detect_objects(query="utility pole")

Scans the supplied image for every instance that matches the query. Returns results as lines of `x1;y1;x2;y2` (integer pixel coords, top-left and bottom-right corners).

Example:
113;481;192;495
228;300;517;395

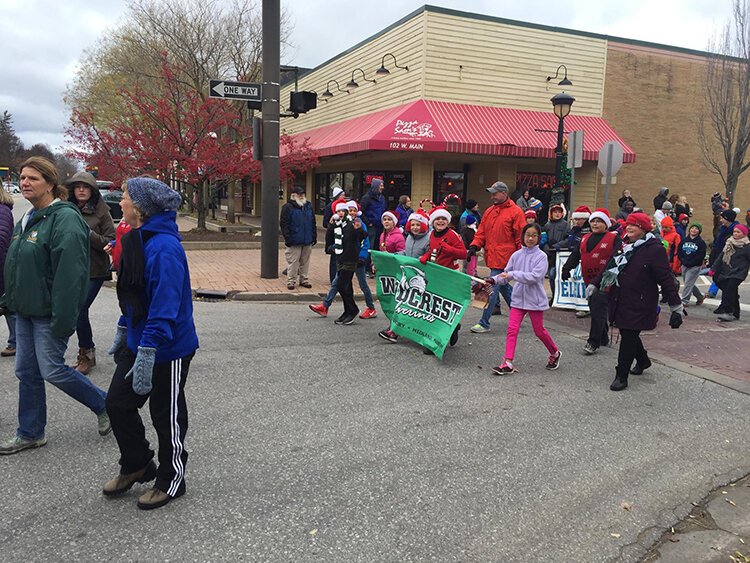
260;0;280;278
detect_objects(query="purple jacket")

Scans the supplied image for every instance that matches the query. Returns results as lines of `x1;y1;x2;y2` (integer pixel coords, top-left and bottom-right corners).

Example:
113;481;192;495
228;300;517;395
492;245;549;311
0;202;13;296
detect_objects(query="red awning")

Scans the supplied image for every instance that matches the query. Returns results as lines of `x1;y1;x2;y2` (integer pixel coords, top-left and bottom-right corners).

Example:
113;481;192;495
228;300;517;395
289;99;635;162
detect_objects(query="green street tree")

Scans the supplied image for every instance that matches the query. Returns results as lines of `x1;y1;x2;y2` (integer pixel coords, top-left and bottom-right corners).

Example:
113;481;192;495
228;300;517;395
698;0;750;206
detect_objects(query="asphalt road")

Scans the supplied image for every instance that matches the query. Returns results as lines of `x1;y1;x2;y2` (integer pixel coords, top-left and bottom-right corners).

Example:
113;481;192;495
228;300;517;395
1;289;749;561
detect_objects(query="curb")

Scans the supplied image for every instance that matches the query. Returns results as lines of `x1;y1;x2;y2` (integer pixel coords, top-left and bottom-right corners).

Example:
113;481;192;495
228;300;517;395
231;291;325;302
545;317;750;396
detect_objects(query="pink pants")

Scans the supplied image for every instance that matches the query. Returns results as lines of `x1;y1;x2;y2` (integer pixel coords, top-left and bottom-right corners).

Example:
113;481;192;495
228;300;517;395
505;308;558;360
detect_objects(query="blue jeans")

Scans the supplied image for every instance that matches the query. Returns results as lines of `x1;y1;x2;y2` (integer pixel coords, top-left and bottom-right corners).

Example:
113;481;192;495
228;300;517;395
76;278;105;349
15;315;107;440
479;268;513;328
6;312;16;348
324;264;375;309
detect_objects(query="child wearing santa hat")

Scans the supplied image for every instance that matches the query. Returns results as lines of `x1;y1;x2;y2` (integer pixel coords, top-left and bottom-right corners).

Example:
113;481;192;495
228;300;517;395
524;210;538;225
378;211;431;343
379;210;406;254
561;208;622;354
322;201;366;325
418;207;467;352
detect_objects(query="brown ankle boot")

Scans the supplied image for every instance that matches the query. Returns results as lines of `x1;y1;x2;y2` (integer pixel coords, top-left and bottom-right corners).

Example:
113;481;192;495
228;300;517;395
75;348;96;375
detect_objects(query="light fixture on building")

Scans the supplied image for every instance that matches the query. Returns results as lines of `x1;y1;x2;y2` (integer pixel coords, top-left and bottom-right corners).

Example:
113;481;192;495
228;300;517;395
320;79;349;99
546;65;573;86
375;53;409;76
551;91;576;194
346;68;376;90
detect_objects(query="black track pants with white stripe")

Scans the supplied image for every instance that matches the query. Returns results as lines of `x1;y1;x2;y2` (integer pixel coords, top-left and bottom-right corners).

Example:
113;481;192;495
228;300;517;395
106;347;194;497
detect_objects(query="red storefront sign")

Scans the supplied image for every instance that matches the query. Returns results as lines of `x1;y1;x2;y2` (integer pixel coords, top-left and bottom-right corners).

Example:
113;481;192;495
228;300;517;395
516;171;557;190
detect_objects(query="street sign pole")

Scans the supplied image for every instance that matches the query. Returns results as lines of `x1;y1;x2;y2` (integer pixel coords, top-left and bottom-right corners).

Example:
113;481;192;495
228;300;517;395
260;0;280;279
567;130;584;209
597;141;624;212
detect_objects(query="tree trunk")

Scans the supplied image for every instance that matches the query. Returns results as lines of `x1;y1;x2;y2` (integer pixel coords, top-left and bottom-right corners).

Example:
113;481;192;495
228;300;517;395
726;175;739;207
197;180;207;230
210;181;216;220
227;180;236;223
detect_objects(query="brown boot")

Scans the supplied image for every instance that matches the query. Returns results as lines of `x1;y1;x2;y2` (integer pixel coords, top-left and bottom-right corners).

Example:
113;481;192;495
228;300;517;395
137;486;185;510
75;348;96;375
102;461;157;496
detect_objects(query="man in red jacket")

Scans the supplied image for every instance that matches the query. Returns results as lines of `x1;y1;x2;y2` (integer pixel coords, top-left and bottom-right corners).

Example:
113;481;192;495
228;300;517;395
468;181;526;332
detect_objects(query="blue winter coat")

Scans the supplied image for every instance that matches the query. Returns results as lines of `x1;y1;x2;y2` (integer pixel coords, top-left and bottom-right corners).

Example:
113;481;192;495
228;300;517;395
120;211;199;363
280;200;316;246
359;222;371;261
360;187;385;227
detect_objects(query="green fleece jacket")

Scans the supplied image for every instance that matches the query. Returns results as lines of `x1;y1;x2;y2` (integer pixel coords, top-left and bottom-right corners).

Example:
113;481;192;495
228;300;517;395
3;200;89;338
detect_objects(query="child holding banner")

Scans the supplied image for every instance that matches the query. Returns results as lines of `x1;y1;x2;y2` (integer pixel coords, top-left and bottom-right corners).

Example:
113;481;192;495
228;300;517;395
419;207;467;352
378;212;430;343
486;223;561;374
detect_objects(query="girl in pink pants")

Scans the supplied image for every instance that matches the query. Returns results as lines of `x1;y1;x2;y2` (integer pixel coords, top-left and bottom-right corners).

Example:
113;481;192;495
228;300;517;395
485;223;561;374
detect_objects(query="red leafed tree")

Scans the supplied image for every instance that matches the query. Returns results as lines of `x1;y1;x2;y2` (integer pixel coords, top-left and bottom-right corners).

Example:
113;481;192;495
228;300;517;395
66;55;318;229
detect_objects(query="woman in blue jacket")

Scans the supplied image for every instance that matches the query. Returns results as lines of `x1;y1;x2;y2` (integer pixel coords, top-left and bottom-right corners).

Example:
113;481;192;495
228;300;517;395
102;177;199;511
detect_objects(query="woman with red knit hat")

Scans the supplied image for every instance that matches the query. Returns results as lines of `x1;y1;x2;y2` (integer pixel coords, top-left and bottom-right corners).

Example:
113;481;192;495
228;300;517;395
596;211;683;391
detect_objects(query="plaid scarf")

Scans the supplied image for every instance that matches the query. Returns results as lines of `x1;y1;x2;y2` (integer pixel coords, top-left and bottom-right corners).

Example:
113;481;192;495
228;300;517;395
723;235;750;265
333;215;351;255
599;233;654;291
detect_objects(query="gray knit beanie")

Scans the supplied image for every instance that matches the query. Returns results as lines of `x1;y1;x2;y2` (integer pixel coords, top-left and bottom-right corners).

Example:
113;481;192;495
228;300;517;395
126;177;182;217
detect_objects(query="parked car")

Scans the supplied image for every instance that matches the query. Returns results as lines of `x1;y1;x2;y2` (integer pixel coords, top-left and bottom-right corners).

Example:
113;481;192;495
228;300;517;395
5;183;20;194
97;180;123;221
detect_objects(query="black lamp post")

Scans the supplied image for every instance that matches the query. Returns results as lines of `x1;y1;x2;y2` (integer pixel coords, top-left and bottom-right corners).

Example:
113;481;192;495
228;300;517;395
551;92;575;193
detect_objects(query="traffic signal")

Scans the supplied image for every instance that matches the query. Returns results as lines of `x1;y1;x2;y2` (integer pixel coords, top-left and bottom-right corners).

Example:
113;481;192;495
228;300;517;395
289;91;317;114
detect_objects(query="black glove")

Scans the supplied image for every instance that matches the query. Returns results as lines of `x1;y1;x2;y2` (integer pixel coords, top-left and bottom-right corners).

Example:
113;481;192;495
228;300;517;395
561;270;570;281
466;245;479;258
669;311;683;329
311;241;317;247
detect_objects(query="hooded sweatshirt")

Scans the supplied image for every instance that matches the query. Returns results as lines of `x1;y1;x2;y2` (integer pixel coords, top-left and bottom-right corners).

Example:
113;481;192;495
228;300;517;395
404;230;430;258
677;233;707;268
653;187;669;211
491;245;549;311
121;210;199;363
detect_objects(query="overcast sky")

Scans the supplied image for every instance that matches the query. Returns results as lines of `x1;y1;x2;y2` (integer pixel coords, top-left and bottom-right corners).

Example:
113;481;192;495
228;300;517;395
0;0;730;153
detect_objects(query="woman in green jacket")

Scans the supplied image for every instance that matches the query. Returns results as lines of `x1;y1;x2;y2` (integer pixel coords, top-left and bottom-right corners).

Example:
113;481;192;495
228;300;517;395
0;157;110;455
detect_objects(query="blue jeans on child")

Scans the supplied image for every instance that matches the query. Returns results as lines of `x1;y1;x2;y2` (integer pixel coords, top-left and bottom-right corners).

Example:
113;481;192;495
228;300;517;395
15;315;107;440
478;268;513;329
76;278;105;349
324;264;375;310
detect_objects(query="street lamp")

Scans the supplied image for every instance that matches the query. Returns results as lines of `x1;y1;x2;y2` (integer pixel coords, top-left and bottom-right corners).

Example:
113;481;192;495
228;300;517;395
551;91;575;194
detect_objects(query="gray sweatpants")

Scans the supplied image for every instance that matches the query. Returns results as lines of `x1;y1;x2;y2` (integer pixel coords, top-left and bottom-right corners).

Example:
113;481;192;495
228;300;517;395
681;265;704;304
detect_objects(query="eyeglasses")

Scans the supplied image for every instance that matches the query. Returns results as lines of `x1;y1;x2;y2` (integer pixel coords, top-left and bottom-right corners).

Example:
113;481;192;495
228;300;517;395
524;232;539;237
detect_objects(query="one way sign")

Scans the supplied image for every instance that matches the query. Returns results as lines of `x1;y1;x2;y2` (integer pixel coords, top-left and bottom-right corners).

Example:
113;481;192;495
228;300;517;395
209;80;262;102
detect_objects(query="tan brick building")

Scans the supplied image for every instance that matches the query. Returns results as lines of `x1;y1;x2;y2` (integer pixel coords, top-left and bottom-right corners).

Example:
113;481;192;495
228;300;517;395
273;5;749;237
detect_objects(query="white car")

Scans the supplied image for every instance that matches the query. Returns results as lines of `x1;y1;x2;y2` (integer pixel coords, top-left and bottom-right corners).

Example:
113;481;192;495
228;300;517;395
5;183;20;194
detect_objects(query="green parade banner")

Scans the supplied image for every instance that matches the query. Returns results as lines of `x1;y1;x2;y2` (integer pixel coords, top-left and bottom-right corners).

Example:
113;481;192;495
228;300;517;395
371;251;473;359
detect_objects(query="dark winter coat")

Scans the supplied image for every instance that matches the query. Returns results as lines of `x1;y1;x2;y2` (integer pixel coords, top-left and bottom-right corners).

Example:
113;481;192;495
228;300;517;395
359;187;385;227
78;197;116;279
711;242;750;282
325;220;366;267
280;200;316;246
653;187;669;211
677;235;707;268
606;237;681;331
709;221;739;265
0;202;13;295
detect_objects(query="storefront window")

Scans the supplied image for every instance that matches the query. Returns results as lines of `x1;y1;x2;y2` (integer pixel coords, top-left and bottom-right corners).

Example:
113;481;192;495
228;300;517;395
515;171;569;224
434;171;464;220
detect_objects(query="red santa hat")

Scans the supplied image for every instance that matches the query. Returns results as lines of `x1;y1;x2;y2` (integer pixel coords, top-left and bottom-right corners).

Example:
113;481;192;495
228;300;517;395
571;205;591;220
334;201;349;213
382;210;399;225
524;209;538;221
429;205;452;225
407;211;429;233
588;208;611;228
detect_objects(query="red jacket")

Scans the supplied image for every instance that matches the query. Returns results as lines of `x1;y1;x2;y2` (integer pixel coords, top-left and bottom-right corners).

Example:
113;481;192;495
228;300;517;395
661;227;682;274
420;228;467;269
470;199;525;269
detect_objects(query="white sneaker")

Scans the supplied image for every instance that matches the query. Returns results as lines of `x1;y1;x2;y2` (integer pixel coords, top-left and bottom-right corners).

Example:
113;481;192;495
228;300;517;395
470;324;490;333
